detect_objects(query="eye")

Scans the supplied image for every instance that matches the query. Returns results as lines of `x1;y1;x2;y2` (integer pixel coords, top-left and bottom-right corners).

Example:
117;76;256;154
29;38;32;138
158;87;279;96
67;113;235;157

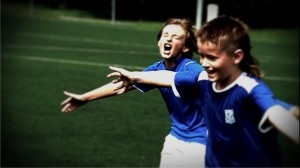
173;35;180;40
207;55;217;61
162;32;168;37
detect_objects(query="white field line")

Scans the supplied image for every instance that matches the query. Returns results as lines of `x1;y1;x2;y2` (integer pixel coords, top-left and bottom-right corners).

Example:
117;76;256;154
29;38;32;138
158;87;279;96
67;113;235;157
59;15;137;26
18;32;156;49
3;44;156;56
259;55;299;65
2;54;299;83
263;76;299;83
2;54;145;70
13;32;299;65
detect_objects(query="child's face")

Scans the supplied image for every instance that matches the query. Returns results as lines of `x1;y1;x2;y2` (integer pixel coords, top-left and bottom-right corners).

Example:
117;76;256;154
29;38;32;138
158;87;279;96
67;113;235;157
157;24;188;60
198;40;240;88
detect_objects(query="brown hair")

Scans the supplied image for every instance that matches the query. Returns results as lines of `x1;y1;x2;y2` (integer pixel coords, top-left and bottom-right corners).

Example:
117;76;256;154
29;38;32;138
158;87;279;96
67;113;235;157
196;15;264;78
157;18;198;58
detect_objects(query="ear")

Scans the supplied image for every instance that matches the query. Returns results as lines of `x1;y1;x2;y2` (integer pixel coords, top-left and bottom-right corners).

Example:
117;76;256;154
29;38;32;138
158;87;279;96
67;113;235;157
182;46;190;53
233;49;243;64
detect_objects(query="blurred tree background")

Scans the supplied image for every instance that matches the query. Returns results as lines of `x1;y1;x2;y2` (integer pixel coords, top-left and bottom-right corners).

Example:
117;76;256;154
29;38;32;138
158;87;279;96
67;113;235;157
7;0;299;28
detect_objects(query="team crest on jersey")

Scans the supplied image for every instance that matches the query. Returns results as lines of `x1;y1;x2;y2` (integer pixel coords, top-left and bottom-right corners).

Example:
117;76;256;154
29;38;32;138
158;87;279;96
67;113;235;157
225;109;235;124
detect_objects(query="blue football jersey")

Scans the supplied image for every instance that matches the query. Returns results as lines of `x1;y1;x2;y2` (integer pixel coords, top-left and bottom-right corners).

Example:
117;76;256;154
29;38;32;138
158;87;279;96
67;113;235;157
173;71;285;167
134;56;207;144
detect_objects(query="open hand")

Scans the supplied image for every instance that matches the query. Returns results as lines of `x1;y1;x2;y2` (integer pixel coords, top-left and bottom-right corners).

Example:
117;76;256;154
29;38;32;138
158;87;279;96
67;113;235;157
61;91;87;113
107;66;133;94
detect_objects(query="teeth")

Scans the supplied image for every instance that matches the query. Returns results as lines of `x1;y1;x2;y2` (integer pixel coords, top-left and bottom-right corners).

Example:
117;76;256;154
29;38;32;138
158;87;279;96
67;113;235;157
164;43;172;51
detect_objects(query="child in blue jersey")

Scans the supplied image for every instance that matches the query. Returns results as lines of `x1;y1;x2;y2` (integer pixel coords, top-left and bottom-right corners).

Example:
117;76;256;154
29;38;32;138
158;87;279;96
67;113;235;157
61;18;207;167
108;15;299;167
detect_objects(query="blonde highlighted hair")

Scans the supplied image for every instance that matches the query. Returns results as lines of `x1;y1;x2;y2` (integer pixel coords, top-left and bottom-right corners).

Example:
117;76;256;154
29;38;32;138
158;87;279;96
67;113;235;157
196;15;264;78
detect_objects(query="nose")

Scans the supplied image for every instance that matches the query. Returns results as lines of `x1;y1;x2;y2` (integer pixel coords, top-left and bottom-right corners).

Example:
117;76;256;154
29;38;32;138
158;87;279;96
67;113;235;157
200;58;209;68
165;35;172;41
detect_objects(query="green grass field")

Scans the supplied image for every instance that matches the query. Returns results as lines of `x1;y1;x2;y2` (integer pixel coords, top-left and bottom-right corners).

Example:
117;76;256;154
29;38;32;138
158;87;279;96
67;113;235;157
1;1;299;167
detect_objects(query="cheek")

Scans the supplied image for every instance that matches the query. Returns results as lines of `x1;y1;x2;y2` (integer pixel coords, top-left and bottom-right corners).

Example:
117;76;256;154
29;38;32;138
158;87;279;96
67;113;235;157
199;57;203;64
173;40;184;46
217;59;233;72
158;39;164;47
211;59;226;70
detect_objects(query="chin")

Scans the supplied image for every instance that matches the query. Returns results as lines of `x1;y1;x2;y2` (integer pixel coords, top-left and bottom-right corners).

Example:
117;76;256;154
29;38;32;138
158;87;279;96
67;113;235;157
208;78;216;82
163;56;173;60
208;75;217;82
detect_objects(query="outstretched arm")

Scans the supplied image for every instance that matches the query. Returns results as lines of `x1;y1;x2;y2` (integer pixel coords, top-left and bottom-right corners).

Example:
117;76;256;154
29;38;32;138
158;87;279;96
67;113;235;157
107;66;175;86
61;81;134;113
267;105;299;144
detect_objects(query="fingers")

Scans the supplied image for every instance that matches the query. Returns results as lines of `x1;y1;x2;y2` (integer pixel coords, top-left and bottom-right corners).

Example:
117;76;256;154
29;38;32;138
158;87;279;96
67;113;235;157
61;103;76;113
113;81;125;91
63;91;75;97
61;103;70;112
116;88;126;95
109;66;124;72
111;77;122;84
61;91;80;112
107;72;121;78
61;103;72;112
109;66;129;77
63;91;70;96
61;91;75;105
61;97;72;105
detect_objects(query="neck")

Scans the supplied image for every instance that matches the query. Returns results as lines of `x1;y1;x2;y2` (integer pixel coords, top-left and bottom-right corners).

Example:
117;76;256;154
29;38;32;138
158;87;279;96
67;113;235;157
164;55;183;69
217;70;242;90
164;60;176;69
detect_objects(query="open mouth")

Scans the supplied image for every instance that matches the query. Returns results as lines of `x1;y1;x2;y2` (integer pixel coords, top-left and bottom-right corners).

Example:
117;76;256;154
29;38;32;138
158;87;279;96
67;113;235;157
164;43;172;51
206;69;214;75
